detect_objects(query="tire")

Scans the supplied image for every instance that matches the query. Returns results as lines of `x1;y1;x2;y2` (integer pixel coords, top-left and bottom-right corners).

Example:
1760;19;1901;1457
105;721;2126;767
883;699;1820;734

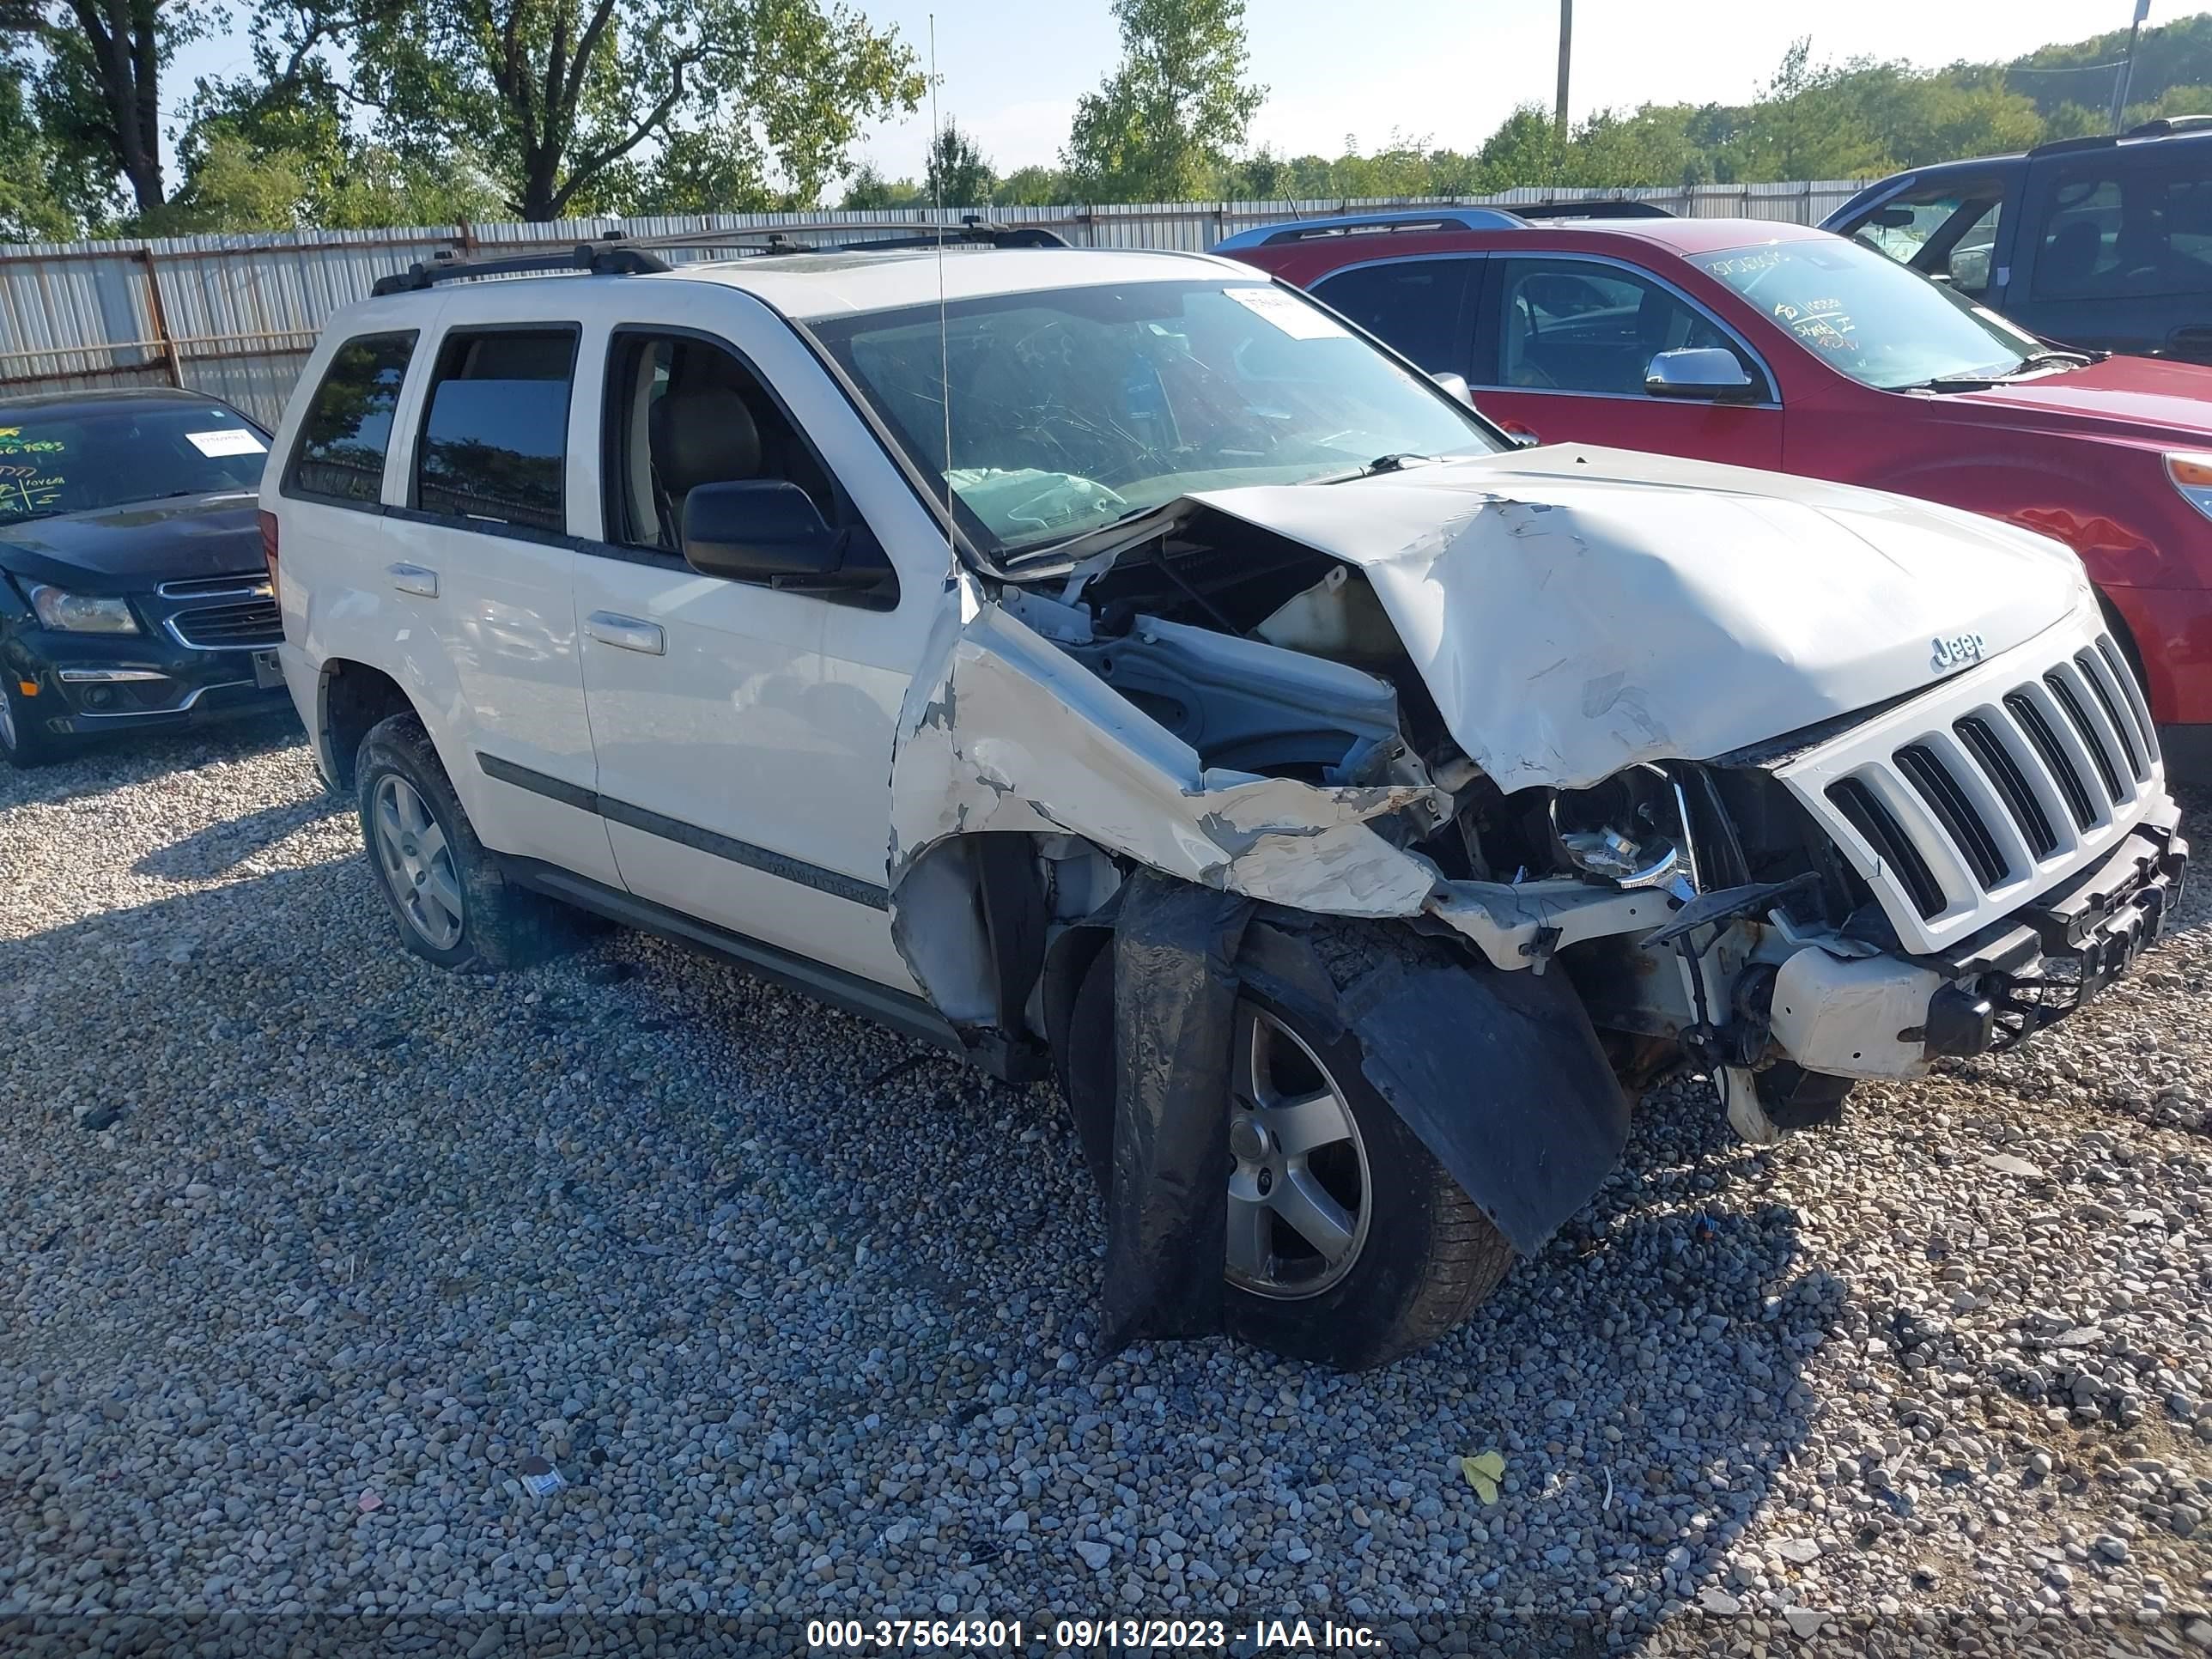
355;712;579;972
1066;921;1515;1370
0;678;67;769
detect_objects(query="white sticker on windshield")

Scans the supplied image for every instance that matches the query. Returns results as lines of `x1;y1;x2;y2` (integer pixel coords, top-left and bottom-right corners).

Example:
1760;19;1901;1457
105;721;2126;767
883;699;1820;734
186;428;267;458
1224;285;1348;340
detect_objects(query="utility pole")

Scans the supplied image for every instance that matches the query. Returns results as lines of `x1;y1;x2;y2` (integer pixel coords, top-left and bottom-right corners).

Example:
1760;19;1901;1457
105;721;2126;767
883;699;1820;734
1554;0;1573;147
2110;0;2151;131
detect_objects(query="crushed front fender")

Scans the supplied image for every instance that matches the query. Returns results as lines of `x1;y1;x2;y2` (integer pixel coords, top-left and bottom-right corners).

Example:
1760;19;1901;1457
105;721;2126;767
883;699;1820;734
887;584;1445;969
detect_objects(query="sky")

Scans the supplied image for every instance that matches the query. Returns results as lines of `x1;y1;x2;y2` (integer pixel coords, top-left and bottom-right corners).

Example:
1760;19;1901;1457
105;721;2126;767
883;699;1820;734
165;0;2167;186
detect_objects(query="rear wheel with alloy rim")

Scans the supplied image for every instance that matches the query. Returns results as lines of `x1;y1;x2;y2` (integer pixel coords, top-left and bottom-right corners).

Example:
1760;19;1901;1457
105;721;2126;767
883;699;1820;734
1065;922;1515;1370
354;712;582;972
371;774;465;950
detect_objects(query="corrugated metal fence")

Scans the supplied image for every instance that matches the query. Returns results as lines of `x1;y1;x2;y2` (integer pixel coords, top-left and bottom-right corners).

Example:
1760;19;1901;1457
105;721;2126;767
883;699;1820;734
0;180;1863;424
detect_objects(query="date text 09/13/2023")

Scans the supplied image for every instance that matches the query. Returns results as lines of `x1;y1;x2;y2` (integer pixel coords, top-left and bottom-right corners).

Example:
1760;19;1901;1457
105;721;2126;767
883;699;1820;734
805;1616;1387;1651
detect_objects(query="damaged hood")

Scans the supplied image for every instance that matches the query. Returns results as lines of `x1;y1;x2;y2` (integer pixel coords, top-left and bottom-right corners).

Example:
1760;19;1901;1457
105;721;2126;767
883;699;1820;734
1190;445;2090;793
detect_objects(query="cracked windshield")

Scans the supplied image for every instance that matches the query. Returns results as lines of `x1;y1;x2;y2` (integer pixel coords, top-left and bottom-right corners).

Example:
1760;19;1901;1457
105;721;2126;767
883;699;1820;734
811;278;1499;556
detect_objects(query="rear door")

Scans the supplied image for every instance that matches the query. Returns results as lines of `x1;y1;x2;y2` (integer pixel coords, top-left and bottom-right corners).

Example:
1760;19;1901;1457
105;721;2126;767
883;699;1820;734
2014;149;2212;362
1305;255;1480;376
377;307;620;884
1468;253;1783;466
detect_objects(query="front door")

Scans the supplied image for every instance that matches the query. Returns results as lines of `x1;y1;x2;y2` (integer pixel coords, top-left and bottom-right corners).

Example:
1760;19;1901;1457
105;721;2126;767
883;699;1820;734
1471;255;1784;467
2015;157;2212;362
569;306;942;990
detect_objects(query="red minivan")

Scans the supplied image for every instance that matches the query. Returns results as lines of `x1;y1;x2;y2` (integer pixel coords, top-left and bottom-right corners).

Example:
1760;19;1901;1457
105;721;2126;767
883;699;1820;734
1221;210;2212;773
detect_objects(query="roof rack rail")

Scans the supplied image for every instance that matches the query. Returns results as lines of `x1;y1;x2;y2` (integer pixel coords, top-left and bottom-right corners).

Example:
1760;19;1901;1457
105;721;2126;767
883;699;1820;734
2031;113;2212;159
370;240;671;296
1212;206;1525;252
1514;198;1674;220
2126;113;2212;137
617;216;1068;252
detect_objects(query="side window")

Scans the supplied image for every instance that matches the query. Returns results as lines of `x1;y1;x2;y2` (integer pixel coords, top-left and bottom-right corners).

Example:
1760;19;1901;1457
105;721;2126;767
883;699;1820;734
1848;180;2006;296
1309;258;1476;370
602;331;840;556
2035;168;2212;301
286;331;416;505
414;328;576;534
1494;258;1753;397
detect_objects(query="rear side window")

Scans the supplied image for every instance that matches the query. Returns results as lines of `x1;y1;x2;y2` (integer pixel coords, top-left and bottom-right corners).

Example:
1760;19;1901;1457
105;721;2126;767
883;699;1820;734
288;331;416;505
414;329;577;534
2034;167;2212;301
1310;258;1476;371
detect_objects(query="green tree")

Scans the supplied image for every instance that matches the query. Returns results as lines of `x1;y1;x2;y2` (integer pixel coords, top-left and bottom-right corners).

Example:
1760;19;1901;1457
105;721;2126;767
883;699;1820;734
0;0;211;218
0;50;108;238
2002;12;2212;125
1557;106;1709;189
993;162;1064;206
924;116;992;207
1063;0;1263;203
1476;104;1559;189
347;0;923;219
840;160;908;208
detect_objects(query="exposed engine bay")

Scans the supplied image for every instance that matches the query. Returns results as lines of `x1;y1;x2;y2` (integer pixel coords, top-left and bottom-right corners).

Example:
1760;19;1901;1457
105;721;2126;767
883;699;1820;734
1046;507;1934;1127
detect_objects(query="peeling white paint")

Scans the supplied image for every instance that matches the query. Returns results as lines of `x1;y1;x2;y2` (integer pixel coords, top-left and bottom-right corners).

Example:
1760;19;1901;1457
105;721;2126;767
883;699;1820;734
1425;879;1663;971
889;578;1447;923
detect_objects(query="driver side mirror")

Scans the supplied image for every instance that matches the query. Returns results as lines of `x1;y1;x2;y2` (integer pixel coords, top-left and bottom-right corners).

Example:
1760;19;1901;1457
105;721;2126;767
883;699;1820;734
1644;347;1761;404
684;479;863;586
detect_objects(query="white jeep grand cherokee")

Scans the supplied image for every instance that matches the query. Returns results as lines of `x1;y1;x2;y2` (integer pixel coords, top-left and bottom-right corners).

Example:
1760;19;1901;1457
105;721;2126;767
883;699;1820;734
263;231;2185;1370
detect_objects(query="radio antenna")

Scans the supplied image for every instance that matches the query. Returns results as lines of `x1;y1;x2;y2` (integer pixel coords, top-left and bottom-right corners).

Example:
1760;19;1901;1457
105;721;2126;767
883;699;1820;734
929;14;957;559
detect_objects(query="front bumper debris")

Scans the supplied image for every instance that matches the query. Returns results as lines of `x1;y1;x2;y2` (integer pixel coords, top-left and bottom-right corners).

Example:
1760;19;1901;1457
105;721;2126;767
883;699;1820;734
1759;800;2185;1079
1970;805;2189;1050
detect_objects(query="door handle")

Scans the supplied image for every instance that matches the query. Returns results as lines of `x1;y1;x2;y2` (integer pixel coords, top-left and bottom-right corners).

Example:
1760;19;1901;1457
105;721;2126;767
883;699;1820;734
387;562;438;597
2168;325;2212;363
586;611;665;655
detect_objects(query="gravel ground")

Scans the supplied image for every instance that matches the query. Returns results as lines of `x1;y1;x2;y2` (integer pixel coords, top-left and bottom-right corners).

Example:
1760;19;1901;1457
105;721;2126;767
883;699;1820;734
3;720;2211;1656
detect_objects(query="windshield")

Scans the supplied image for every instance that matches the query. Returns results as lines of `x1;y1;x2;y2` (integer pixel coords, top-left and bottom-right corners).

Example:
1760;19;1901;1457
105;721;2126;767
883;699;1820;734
809;279;1502;556
0;403;268;521
1686;237;2045;390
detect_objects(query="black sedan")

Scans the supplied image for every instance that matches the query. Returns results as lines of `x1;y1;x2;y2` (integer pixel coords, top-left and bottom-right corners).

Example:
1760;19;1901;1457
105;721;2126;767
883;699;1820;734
0;387;295;766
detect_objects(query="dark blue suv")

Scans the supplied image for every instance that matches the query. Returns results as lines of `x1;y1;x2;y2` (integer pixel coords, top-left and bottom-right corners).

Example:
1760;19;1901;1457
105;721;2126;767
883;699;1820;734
1825;116;2212;363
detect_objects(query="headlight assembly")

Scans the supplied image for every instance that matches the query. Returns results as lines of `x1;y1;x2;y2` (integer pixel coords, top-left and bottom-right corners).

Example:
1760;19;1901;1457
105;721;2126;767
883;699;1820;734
27;584;139;634
2165;452;2212;524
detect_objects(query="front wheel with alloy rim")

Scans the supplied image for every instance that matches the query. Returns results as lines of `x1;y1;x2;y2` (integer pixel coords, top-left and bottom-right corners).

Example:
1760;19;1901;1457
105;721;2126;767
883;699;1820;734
0;679;66;769
354;712;581;972
1066;924;1516;1370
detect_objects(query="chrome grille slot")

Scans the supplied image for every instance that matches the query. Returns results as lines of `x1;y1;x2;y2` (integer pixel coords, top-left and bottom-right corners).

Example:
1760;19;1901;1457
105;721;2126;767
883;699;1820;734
2077;645;2148;781
1954;715;2057;859
2044;665;2126;804
156;573;271;599
2005;690;2095;830
1826;776;1947;919
1895;742;2009;889
2096;635;2159;765
165;598;282;650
